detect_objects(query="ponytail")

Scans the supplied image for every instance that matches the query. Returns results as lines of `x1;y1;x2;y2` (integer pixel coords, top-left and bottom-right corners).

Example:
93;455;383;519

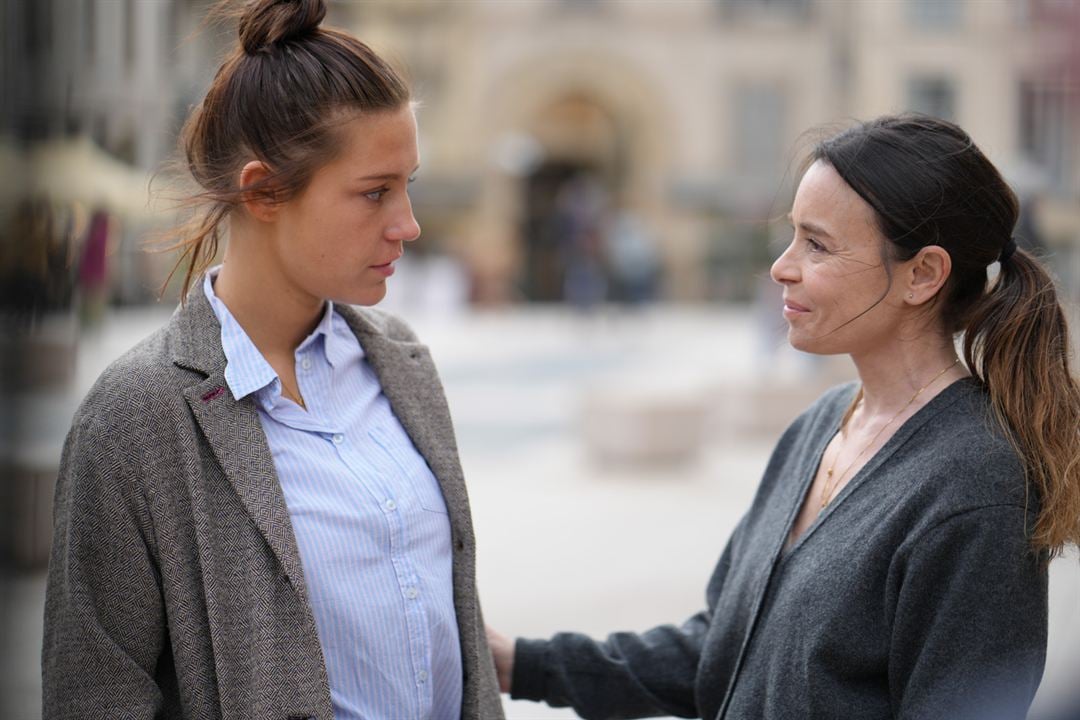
963;248;1080;557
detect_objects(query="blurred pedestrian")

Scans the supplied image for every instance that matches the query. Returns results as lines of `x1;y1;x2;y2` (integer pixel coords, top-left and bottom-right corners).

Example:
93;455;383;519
41;1;502;718
556;172;609;310
76;209;110;327
1;198;55;328
605;208;660;305
488;114;1080;720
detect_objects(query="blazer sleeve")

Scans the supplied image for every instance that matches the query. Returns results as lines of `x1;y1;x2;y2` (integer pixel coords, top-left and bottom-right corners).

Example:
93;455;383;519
42;412;167;719
887;505;1048;720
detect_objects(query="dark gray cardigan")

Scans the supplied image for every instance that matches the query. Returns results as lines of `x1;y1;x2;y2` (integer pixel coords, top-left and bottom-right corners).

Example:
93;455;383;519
512;379;1048;720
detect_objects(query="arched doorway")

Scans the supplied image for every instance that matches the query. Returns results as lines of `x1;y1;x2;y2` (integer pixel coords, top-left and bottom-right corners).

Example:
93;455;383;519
519;93;622;302
472;49;674;304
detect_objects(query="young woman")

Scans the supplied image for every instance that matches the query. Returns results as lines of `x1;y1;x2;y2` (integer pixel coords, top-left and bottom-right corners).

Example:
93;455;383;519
42;2;503;718
489;115;1080;719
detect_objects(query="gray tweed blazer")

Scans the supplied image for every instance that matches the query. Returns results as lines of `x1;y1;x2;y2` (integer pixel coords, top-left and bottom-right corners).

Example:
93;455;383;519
42;289;504;720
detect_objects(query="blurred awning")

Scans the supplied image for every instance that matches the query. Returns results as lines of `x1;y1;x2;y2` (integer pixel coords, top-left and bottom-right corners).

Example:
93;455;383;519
2;137;162;219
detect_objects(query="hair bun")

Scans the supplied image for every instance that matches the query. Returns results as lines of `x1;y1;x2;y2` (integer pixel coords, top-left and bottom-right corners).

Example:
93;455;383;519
238;0;326;55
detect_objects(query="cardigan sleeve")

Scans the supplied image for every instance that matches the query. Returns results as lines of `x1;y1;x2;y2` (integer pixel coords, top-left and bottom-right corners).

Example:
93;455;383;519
510;611;710;720
42;412;167;719
887;504;1048;720
508;520;744;720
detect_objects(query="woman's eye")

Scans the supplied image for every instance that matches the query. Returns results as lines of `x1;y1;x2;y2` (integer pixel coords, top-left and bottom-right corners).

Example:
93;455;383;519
805;237;825;253
364;188;388;201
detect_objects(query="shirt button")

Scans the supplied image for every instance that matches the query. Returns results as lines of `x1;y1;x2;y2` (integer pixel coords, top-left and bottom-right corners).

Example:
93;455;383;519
417;670;428;683
332;433;344;445
405;587;418;599
384;499;397;511
300;357;312;371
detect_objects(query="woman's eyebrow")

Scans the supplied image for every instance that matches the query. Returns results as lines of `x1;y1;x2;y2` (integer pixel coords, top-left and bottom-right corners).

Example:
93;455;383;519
353;166;421;183
786;212;834;240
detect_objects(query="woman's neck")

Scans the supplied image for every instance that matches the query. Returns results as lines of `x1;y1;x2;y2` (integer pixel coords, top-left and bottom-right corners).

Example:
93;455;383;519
849;334;968;419
212;227;324;360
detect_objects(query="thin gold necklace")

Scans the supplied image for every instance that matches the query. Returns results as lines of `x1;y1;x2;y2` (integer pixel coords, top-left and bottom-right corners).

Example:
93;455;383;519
282;384;306;409
820;358;960;510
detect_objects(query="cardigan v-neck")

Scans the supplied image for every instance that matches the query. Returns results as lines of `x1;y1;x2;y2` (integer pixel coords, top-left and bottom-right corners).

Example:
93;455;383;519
780;378;970;561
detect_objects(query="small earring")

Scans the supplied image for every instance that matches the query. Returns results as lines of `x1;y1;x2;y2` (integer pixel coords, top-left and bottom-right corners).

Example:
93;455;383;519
907;293;914;299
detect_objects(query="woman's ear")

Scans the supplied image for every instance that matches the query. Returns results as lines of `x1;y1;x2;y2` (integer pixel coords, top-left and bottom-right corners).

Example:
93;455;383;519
237;161;281;222
903;245;952;305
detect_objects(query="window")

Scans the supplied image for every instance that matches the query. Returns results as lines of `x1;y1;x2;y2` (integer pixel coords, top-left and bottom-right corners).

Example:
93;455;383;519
907;0;962;30
908;76;956;121
84;0;96;64
27;0;53;58
1019;79;1069;190
124;0;136;69
732;83;787;185
728;0;809;11
722;0;811;21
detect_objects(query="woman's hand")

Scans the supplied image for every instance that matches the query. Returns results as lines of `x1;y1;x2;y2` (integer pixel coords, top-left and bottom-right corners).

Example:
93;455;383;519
485;624;514;693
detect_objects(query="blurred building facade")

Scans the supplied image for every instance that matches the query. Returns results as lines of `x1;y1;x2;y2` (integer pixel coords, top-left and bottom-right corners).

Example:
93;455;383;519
4;0;1078;305
349;0;1080;302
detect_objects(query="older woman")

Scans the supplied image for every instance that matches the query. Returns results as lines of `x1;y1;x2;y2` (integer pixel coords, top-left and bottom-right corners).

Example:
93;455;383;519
489;114;1080;720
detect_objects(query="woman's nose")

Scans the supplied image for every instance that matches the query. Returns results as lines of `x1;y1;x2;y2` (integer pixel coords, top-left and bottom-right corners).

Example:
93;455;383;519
387;201;421;243
770;241;799;285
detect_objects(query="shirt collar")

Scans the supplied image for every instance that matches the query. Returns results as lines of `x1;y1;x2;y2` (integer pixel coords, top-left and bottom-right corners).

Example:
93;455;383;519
326;304;363;368
298;296;355;370
203;267;278;401
202;265;347;401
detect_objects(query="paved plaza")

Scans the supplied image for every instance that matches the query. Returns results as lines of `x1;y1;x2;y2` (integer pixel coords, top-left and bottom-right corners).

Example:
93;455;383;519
3;301;1079;719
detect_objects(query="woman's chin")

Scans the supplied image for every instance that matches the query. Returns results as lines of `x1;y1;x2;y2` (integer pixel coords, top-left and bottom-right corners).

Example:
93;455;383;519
785;331;814;354
786;333;834;357
337;283;389;307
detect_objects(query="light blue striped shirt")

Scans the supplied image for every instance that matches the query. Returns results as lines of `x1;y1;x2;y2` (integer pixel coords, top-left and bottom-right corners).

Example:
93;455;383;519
203;268;462;720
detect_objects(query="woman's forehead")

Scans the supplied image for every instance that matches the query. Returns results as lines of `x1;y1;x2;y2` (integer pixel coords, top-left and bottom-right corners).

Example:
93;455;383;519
328;107;418;173
794;161;880;239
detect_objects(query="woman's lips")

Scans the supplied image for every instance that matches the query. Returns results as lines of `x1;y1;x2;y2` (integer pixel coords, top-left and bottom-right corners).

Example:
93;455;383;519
371;254;402;277
782;299;810;318
371;262;396;278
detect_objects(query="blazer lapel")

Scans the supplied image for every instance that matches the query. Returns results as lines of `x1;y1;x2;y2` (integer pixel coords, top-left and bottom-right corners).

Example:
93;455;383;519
171;290;311;602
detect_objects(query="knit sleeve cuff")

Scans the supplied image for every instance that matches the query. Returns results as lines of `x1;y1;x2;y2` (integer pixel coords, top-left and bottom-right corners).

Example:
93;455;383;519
509;637;550;702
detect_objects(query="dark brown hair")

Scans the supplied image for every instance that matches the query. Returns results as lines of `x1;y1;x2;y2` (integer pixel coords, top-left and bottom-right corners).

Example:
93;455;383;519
814;114;1080;557
164;0;410;299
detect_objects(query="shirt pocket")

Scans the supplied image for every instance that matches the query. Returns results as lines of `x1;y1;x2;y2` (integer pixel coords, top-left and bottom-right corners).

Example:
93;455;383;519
368;424;450;515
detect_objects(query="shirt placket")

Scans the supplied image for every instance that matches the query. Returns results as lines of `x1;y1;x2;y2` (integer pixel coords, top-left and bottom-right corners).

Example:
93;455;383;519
334;428;434;719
